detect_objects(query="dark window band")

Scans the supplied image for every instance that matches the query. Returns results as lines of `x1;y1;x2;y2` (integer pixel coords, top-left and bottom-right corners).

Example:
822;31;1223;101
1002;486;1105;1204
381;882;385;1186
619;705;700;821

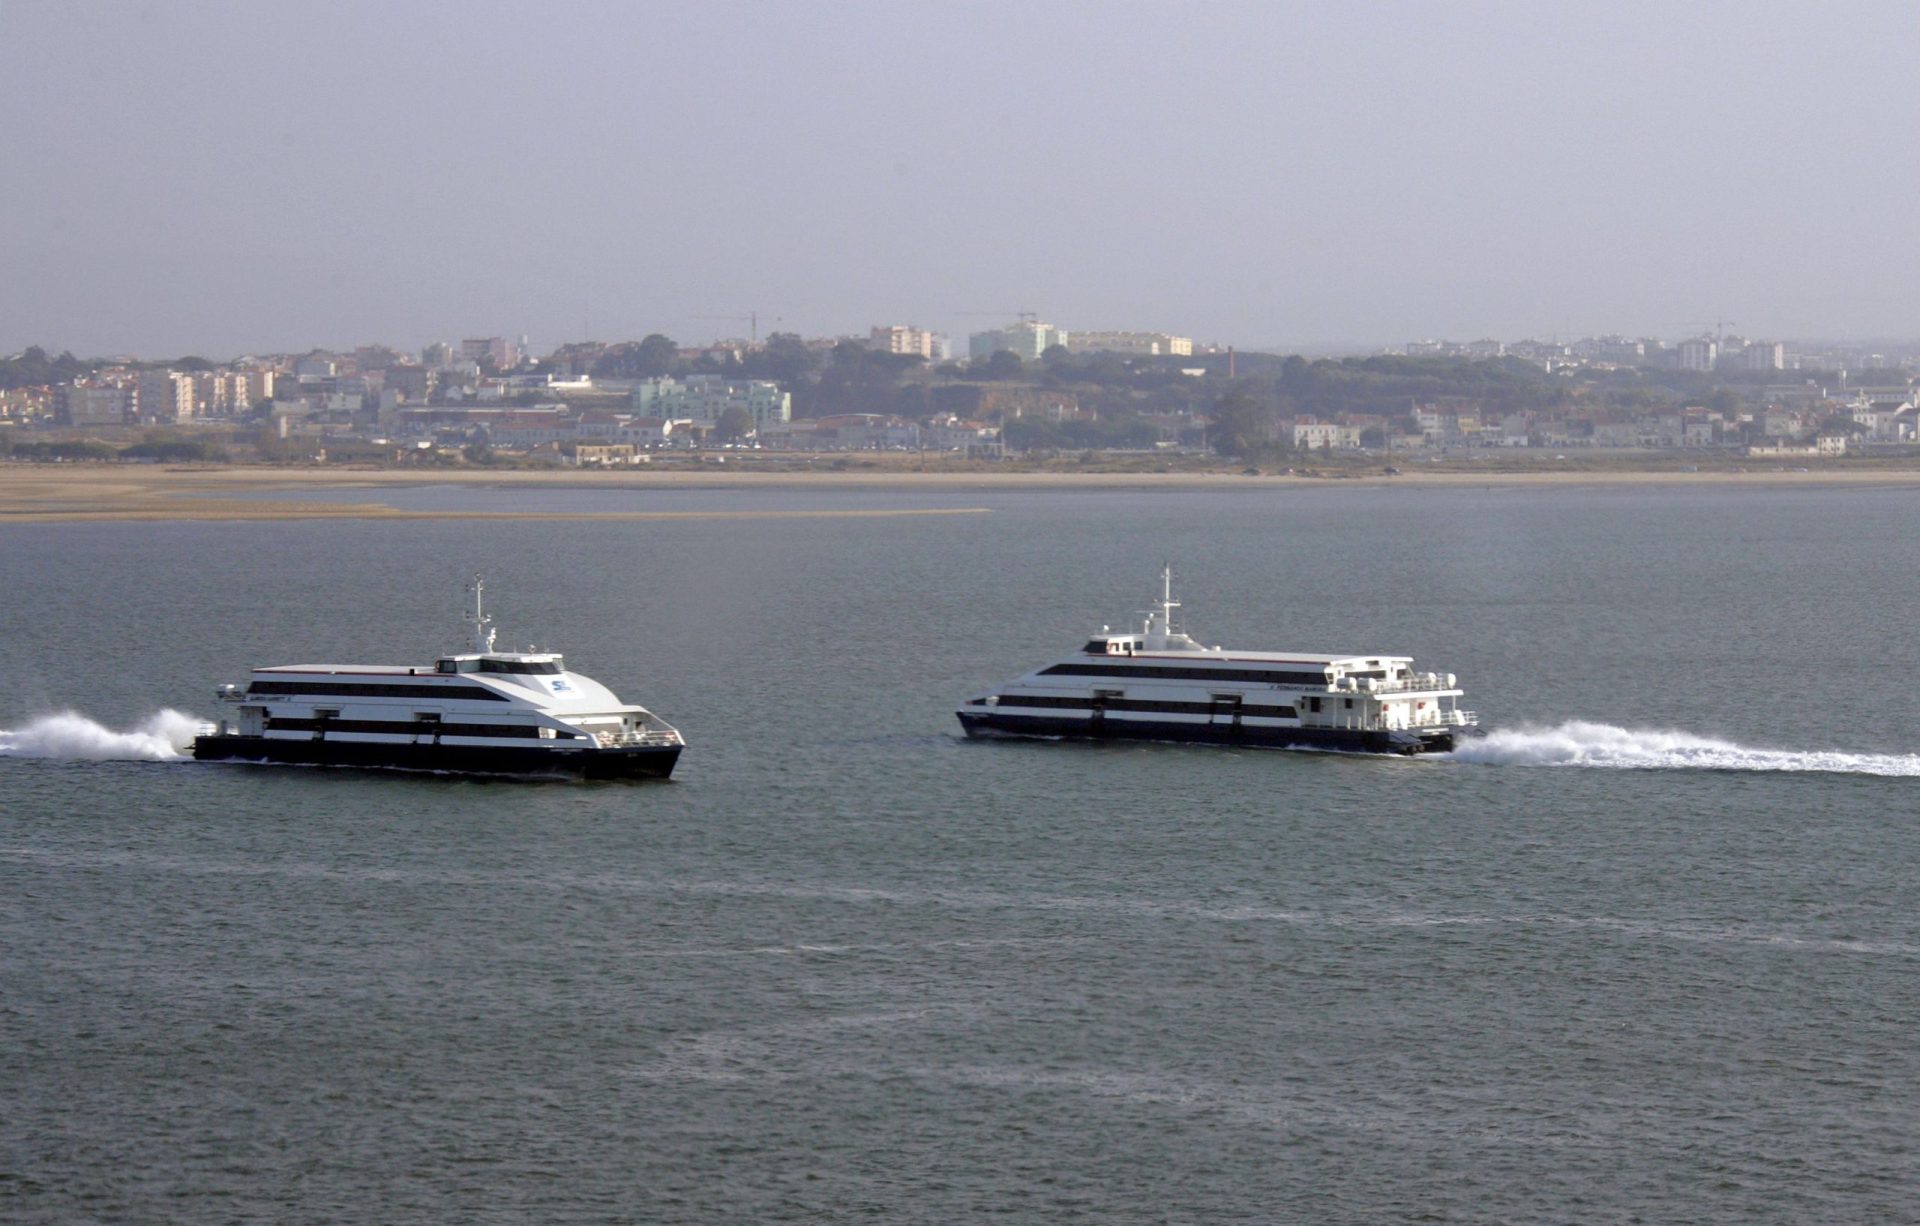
265;717;545;738
248;681;509;702
1039;663;1330;686
997;695;1297;718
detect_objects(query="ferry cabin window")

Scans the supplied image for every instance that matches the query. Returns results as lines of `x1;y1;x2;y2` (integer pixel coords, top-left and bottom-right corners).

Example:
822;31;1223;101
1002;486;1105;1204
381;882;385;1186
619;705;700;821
478;659;562;675
436;659;481;674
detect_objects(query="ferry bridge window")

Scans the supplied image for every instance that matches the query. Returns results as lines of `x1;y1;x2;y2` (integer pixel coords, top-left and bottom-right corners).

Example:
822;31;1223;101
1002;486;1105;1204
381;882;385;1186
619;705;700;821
478;660;562;675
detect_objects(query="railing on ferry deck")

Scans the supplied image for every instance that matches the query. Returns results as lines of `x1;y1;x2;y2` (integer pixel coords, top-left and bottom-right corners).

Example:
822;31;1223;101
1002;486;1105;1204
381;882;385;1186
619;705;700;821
591;727;684;748
1318;707;1477;731
1347;673;1463;695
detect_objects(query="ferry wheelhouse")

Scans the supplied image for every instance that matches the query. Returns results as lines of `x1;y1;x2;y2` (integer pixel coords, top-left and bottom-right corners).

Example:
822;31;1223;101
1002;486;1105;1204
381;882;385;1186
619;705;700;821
193;578;684;778
957;569;1475;755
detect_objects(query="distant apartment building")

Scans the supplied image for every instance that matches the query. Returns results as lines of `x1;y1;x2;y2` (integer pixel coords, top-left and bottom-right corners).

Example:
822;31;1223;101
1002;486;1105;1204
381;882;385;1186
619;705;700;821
385;366;433;403
57;383;134;426
293;353;338;381
868;325;950;361
1677;337;1719;371
460;337;522;370
136;370;195;422
1413;401;1483;444
631;374;790;431
1741;341;1785;372
237;369;275;410
968;318;1068;361
1066;331;1194;357
0;387;52;422
1594;336;1647;364
1508;340;1572;364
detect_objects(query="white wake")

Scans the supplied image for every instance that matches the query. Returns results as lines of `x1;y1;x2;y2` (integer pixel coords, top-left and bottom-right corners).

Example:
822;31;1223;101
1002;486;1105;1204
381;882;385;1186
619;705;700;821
0;709;202;761
1447;720;1920;777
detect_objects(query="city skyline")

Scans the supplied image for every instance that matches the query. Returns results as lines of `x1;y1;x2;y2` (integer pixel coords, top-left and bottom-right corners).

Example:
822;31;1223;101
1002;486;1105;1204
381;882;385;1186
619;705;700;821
2;0;1915;357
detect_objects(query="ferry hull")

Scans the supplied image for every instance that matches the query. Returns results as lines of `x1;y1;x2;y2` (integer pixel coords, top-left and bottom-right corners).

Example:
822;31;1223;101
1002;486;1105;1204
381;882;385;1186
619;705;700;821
191;734;680;779
956;711;1458;755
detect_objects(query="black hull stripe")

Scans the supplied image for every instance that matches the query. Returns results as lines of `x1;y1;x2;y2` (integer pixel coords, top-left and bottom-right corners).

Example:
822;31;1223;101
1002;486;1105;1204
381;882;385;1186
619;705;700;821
191;735;679;779
957;711;1453;754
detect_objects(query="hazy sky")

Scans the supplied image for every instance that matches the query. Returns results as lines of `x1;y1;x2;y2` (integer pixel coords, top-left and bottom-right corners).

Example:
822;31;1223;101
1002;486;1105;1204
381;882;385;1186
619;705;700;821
3;0;1916;357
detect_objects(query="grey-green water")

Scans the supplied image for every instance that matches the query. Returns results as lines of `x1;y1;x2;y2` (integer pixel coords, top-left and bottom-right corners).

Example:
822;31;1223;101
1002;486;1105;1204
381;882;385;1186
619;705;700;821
4;485;1919;1222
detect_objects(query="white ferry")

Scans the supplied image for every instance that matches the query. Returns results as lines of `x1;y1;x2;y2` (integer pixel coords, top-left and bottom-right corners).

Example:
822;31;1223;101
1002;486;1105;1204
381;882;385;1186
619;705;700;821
957;569;1476;755
193;578;684;779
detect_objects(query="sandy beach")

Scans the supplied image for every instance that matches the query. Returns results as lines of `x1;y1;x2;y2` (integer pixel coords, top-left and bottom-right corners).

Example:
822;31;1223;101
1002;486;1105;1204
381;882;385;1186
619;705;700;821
4;462;1920;522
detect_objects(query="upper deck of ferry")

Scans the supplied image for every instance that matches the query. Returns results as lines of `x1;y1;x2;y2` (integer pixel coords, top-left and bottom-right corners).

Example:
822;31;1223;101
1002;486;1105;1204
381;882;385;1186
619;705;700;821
251;651;566;677
1079;635;1411;670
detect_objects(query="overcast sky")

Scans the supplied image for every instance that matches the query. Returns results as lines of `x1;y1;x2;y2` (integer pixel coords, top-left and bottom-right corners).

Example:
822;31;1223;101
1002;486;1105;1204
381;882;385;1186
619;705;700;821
2;0;1915;358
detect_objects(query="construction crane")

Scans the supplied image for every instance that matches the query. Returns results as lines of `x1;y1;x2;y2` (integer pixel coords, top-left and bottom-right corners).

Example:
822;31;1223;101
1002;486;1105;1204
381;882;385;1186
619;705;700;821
690;312;781;344
1671;319;1738;344
955;309;1040;324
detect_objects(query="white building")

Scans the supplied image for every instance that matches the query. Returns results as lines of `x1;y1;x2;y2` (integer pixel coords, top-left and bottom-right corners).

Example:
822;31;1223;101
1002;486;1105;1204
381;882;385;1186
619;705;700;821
923;413;1002;453
1677;337;1719;371
868;325;950;361
631;374;790;431
968;319;1068;361
1741;341;1785;371
1291;420;1362;450
1066;331;1194;357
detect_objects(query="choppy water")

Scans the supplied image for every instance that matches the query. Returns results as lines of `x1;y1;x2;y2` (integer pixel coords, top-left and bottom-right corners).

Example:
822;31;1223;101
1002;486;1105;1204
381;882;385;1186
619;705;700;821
3;484;1919;1222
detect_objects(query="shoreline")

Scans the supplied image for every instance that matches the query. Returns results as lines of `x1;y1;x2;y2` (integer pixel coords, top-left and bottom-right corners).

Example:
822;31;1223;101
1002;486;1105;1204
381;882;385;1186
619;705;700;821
4;462;1920;522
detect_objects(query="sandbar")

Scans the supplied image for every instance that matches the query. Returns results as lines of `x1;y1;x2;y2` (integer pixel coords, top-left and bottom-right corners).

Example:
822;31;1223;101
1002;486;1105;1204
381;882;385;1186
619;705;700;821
4;462;1920;523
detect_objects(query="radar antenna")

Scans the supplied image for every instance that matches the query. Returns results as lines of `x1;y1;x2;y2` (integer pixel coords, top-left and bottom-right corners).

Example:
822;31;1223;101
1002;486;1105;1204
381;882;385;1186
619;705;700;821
465;573;496;653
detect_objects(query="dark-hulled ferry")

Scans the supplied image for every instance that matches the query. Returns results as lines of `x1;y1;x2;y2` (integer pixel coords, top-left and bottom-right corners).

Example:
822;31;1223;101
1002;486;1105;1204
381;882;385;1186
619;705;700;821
193;577;683;778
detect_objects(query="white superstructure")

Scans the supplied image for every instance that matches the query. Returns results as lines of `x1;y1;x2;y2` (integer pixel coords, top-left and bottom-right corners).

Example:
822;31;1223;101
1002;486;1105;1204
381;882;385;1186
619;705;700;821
958;568;1475;754
195;577;683;778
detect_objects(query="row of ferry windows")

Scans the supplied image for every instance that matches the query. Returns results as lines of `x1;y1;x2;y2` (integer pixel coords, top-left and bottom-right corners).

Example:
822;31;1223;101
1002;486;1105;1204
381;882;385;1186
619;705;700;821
1042;663;1333;686
434;659;564;675
266;716;566;739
